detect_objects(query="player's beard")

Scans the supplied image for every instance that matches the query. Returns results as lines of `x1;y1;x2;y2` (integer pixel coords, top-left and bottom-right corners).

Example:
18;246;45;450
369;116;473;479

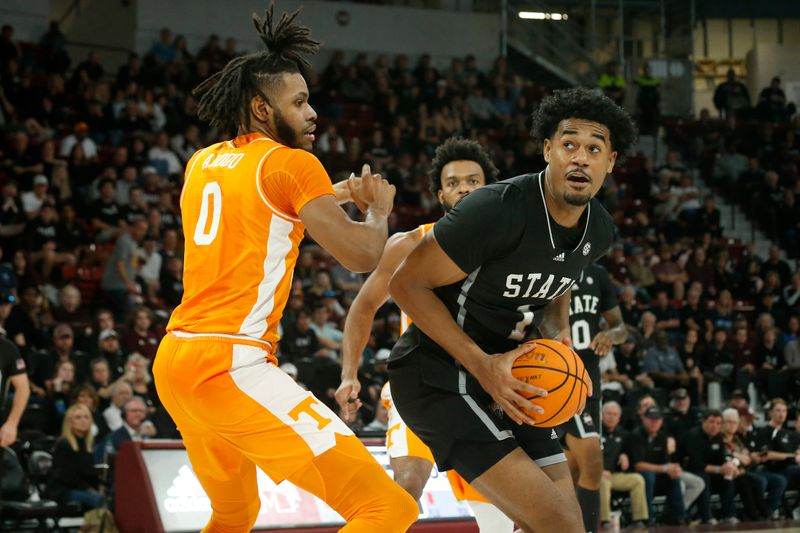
563;190;592;206
273;107;302;149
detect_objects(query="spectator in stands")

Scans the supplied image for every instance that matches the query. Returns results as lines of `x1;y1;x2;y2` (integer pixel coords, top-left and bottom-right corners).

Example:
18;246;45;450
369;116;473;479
6;284;52;350
708;290;736;332
630;406;695;525
88;178;123;243
102;381;133;432
102;396;156;454
652;246;688;301
753;399;800;490
86;357;114;410
20;175;51;218
651;290;681;338
52;285;91;336
598;61;625;106
148;131;181;177
666;387;703;436
683;409;739;524
119;353;158;413
121;306;160;362
634;64;660;136
757;76;790;123
281;309;320;362
45;403;105;510
729;326;758;392
737;406;788;519
33;323;83;393
720;408;770;520
73;383;109;441
309;303;342;357
777;189;799;258
100;219;148;321
598;401;648;527
644;331;690;393
150;28;176;65
713;69;751;119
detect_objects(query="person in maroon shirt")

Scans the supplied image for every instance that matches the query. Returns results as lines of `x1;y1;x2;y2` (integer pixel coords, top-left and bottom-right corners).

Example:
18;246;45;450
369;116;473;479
121;306;162;362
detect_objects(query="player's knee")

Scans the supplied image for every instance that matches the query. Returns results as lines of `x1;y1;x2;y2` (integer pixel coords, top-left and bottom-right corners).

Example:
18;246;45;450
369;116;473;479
393;469;426;501
372;483;419;530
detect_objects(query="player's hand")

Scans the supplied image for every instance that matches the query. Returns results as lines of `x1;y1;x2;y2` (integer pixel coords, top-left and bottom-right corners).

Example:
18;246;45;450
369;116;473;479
0;421;17;447
333;175;357;205
590;332;613;357
348;164;395;216
335;377;362;423
475;343;547;426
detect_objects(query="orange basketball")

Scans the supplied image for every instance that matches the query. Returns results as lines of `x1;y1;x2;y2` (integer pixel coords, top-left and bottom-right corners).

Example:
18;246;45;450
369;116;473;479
511;339;589;427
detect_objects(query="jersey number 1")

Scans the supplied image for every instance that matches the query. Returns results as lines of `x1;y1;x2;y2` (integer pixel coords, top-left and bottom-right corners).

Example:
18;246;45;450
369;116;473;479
194;181;222;245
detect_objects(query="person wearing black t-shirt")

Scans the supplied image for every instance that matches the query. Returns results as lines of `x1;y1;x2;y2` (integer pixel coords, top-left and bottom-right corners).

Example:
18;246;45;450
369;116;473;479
560;263;628;532
681;410;737;524
389;88;636;532
88;177;122;242
753;399;800;489
629;406;693;525
598;401;648;526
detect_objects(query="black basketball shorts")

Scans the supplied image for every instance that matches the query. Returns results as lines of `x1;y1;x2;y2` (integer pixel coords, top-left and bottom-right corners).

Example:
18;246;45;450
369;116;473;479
388;348;566;483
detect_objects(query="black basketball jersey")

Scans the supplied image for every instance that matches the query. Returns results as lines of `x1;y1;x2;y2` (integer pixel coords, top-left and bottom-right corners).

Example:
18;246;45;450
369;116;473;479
390;172;616;393
568;263;618;398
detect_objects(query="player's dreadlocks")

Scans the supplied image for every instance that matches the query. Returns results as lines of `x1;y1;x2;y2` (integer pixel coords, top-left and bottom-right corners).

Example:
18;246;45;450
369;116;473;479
193;3;320;134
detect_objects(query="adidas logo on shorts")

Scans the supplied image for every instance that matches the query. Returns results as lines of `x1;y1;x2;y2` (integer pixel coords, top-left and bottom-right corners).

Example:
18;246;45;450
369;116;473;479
553;252;565;262
550;429;558;439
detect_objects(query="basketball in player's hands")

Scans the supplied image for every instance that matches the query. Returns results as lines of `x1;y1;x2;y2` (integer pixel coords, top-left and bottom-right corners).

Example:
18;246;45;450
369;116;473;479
511;339;589;427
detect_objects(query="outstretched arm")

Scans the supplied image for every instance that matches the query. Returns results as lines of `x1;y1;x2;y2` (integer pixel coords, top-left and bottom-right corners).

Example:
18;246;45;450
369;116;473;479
335;230;420;421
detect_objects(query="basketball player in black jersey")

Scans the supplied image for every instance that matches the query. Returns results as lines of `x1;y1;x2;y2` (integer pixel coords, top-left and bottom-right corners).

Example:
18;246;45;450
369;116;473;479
387;88;637;532
561;263;628;533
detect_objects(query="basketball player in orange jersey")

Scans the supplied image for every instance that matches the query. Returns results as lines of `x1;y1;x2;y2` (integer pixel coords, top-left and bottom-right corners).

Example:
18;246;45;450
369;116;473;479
153;6;418;533
335;138;514;532
387;88;637;533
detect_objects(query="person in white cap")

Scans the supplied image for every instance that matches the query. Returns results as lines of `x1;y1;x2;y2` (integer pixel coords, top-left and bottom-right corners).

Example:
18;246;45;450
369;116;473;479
21;174;50;216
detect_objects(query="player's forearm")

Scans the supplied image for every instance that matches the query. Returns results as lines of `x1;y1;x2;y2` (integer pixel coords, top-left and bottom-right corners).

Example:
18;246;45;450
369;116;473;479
345;208;388;272
341;300;380;381
539;290;571;340
390;279;486;375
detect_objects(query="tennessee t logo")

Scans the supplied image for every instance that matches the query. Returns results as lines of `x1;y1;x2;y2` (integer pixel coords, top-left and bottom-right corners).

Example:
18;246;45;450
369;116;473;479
288;397;332;430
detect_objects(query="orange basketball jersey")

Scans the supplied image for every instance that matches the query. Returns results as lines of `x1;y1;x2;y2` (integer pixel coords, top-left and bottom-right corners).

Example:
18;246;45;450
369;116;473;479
167;133;334;357
399;222;435;333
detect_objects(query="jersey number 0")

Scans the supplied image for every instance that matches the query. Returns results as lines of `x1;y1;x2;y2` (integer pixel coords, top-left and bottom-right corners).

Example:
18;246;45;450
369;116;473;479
194;181;222;245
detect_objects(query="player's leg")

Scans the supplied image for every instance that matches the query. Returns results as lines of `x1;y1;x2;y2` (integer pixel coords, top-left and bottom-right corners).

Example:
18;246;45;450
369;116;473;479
389;354;580;532
564;434;602;532
466;446;584;533
390;456;433;501
386;408;435;500
153;336;261;532
467;500;515;532
224;356;418;532
285;433;419;532
182;431;261;533
562;399;603;533
156;337;418;532
447;470;514;532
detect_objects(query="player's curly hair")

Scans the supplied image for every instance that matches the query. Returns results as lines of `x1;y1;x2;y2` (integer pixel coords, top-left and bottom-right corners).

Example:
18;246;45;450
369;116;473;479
530;87;638;155
428;137;499;195
193;2;320;134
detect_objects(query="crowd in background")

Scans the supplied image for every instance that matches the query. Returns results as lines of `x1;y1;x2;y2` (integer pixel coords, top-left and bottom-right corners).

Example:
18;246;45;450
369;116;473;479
0;20;799;524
